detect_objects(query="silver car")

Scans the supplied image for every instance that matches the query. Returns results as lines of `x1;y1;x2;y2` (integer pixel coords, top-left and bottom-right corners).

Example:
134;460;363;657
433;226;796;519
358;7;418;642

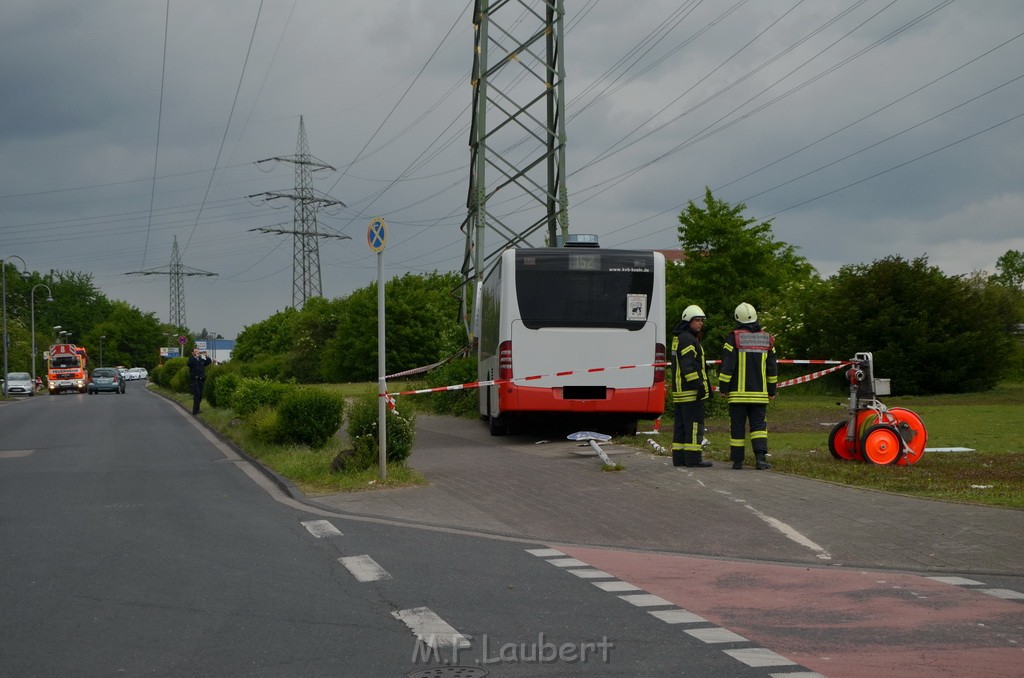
3;372;35;397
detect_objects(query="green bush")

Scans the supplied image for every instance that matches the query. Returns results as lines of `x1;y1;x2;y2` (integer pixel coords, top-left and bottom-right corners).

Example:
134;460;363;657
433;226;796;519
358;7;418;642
154;357;188;389
239;354;290;381
275;388;346;449
346;389;416;468
212;371;243;410
204;363;235;408
248;406;284;444
231;378;294;416
345;434;382;473
423;355;478;416
170;366;191;394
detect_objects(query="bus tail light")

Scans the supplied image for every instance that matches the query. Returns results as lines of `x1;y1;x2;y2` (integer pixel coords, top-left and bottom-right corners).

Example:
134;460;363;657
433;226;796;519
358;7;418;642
653;343;666;383
498;340;513;381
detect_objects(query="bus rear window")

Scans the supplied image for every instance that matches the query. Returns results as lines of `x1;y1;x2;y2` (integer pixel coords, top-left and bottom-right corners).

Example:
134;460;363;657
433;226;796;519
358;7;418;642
515;250;654;329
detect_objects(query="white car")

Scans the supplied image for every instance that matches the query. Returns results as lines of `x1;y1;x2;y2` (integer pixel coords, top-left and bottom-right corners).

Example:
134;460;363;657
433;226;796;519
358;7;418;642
126;367;148;381
3;372;35;397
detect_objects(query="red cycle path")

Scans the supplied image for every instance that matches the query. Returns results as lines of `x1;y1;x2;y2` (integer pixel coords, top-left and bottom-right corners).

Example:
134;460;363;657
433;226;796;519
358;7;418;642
558;545;1024;678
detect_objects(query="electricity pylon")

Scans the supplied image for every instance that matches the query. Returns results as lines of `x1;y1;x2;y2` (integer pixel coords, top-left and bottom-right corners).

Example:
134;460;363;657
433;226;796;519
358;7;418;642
126;235;217;329
461;0;569;338
249;116;348;308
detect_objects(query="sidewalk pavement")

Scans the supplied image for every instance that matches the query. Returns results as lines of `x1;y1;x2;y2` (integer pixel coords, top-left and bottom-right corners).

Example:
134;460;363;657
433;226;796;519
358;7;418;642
300;415;1023;577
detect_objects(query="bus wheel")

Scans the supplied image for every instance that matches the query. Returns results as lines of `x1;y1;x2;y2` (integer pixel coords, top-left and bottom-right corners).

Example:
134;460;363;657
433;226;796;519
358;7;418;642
489;414;508;436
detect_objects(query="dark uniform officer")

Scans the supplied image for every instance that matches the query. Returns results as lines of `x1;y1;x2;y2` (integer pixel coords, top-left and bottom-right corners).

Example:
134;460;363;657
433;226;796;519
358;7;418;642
187;347;212;415
671;305;712;467
719;302;778;470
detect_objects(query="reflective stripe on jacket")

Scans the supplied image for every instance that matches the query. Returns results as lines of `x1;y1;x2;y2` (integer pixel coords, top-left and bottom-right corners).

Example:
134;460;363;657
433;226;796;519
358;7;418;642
718;326;778;404
671;324;709;403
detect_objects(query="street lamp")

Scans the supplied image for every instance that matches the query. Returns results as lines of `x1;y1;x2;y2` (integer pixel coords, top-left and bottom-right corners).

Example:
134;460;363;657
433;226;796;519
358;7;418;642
30;284;54;385
2;255;31;396
99;335;106;367
52;325;62;342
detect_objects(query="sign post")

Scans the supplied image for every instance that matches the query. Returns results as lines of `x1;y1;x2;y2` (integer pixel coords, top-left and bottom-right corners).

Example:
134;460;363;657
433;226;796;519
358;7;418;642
367;217;388;480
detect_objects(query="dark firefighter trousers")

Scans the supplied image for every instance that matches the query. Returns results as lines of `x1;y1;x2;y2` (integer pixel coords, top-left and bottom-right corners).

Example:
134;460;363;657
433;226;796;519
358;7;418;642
672;400;706;466
728;402;768;464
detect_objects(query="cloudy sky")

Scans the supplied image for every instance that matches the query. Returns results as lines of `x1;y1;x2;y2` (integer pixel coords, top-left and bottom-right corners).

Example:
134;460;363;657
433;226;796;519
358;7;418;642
2;0;1022;338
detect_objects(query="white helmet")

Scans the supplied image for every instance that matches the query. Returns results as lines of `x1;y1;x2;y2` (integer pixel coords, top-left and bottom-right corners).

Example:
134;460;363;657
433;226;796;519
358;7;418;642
681;305;705;322
734;302;757;323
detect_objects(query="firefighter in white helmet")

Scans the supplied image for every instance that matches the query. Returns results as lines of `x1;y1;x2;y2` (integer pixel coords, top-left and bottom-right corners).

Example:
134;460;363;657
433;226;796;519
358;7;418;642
670;304;712;467
718;302;778;470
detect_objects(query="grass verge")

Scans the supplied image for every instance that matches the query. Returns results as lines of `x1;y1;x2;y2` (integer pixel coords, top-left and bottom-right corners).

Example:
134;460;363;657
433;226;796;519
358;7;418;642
633;382;1024;509
151;385;427;495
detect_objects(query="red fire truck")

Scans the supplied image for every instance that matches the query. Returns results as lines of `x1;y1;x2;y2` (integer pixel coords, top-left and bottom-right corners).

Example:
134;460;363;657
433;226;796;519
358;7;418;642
47;343;88;394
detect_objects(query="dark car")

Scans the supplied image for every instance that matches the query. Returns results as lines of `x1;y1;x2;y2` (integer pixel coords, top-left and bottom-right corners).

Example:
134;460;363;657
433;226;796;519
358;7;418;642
88;367;125;394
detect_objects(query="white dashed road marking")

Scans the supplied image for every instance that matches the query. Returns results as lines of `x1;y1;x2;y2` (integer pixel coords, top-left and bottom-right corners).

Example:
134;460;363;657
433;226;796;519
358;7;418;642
0;450;34;458
548;557;589;568
525;548;564;557
619;593;673;607
686;627;748;644
979;588;1024;600
566;568;615;579
339;555;392;582
528;547;816;674
301;519;342;538
391;607;472;649
927;575;1024;600
928;576;985;586
724;647;798;668
592;580;641;592
648;609;708;624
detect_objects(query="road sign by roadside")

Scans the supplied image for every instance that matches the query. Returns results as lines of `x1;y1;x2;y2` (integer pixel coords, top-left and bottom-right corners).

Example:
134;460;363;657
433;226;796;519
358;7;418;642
367;217;387;252
178;335;187;346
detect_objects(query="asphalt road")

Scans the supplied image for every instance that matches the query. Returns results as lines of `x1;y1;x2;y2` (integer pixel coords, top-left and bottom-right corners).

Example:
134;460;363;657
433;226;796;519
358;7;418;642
1;387;836;677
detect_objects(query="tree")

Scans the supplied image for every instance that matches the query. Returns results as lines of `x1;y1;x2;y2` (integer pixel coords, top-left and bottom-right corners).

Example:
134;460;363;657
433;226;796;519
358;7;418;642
86;301;164;369
321;272;465;383
286;296;345;383
668;188;817;348
2;266;163;372
993;249;1024;288
232;307;300;364
793;255;1018;394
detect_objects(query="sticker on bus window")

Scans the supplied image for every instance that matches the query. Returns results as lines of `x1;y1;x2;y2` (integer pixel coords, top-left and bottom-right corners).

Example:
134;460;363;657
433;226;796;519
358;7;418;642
627;294;648;321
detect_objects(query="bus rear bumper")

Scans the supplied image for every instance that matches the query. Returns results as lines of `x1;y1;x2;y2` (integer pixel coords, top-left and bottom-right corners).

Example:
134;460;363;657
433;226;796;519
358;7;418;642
498;384;664;419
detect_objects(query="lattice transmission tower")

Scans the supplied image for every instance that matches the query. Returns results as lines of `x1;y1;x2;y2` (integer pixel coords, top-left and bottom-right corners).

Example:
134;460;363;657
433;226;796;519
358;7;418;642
461;0;569;336
126;235;216;329
249;116;348;308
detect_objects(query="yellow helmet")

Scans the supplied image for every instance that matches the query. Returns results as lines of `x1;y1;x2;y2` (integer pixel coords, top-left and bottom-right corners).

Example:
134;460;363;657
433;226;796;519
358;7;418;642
681;305;705;322
734;302;757;323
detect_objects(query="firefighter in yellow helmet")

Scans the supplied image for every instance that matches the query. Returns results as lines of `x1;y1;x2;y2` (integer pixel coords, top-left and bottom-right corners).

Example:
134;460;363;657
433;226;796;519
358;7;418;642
670;304;712;467
719;302;778;470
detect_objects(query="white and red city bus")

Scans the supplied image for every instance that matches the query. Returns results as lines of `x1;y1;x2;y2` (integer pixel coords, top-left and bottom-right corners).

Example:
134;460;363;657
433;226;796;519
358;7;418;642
478;244;666;436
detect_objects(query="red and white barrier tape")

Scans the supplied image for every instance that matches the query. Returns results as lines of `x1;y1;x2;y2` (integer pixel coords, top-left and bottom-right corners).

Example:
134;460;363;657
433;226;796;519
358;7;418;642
382;361;670;397
706;359;845;365
382;359;853;398
776;362;852;389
